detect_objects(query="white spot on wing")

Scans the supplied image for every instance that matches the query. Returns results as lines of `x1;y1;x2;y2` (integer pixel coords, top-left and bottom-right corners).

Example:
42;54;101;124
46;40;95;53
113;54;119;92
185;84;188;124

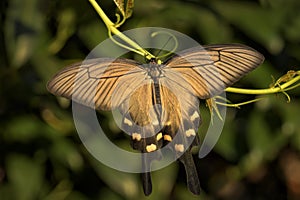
190;111;199;121
185;129;196;137
124;117;133;126
156;132;162;141
164;134;172;141
175;144;184;152
146;144;157;152
132;133;141;141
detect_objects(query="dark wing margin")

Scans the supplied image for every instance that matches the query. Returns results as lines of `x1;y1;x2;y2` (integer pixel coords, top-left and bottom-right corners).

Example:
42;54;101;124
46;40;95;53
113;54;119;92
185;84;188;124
164;44;264;99
47;58;145;111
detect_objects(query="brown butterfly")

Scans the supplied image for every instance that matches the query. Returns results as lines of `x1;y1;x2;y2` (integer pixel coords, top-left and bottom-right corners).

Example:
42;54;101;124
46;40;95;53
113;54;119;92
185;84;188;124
47;44;264;195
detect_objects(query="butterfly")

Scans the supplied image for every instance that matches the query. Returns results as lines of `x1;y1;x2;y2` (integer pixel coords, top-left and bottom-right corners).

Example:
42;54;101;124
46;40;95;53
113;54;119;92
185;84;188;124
47;44;264;195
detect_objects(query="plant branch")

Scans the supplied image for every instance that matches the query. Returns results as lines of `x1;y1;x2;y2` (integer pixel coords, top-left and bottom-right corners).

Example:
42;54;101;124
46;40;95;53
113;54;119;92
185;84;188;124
88;0;155;59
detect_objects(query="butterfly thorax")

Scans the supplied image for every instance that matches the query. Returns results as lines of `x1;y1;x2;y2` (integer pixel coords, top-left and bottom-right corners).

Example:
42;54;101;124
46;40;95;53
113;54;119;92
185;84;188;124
144;63;164;81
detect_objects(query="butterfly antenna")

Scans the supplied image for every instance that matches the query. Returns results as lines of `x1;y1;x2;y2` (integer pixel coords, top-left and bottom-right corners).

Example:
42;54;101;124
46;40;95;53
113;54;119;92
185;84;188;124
155;36;173;58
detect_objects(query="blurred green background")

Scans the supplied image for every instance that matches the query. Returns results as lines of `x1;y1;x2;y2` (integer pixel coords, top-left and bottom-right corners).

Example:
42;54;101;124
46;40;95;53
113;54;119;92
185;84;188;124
1;0;300;199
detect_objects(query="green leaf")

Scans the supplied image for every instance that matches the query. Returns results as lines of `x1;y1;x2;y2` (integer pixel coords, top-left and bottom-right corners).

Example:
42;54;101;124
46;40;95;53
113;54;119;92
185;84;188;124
49;139;84;172
5;0;45;68
210;0;285;53
6;154;45;200
114;0;125;16
125;0;134;18
247;110;273;153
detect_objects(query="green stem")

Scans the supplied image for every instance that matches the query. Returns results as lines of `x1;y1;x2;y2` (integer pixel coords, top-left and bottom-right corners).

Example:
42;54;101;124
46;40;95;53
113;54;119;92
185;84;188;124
225;71;300;95
88;0;155;60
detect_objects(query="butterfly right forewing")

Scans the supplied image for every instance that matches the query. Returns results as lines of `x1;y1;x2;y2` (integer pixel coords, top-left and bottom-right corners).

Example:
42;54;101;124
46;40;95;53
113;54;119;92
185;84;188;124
47;58;146;111
165;44;264;99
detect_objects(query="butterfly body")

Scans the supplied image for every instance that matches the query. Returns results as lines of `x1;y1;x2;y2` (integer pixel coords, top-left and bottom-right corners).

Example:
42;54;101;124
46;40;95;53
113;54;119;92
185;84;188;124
47;44;264;195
